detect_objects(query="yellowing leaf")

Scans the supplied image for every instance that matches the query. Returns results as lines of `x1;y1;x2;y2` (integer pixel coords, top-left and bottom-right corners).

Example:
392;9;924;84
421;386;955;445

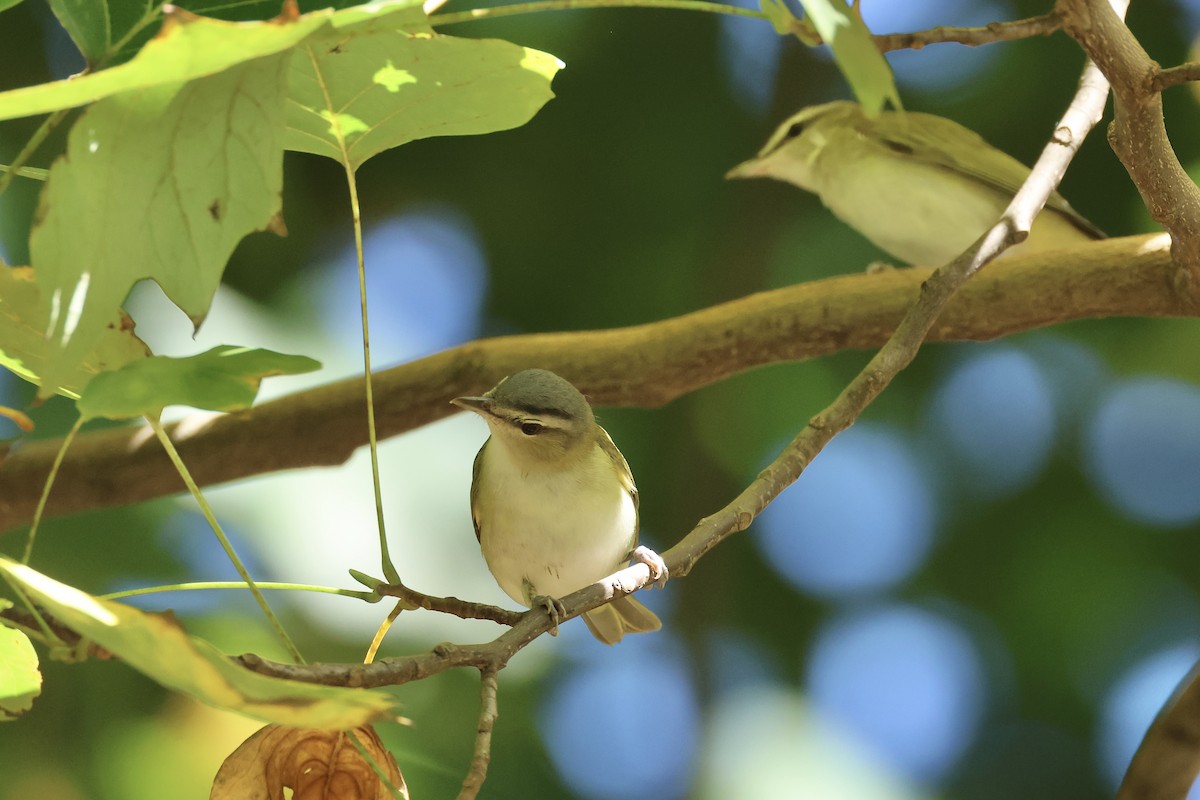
0;624;41;721
211;725;409;799
0;262;148;398
0;6;330;121
0;558;399;729
77;345;321;421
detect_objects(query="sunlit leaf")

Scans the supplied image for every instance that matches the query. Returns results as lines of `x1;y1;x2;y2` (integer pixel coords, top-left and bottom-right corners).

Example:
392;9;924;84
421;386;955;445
77;346;321;420
212;725;409;799
287;31;562;170
797;0;899;115
29;52;292;399
0;558;399;729
0;6;330;121
0;624;41;721
0;262;148;398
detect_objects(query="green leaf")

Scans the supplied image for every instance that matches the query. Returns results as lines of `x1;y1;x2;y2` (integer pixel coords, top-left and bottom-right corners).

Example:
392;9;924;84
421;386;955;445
0;558;398;729
0;261;149;398
796;0;900;115
0;624;41;721
0;0;26;13
29;53;292;399
0;6;330;122
77;345;321;420
287;31;562;170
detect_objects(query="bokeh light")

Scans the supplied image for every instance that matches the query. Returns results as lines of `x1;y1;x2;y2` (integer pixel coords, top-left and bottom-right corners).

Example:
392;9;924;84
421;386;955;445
1085;378;1200;526
699;684;925;800
805;602;988;782
856;0;1009;92
926;345;1057;497
314;207;488;367
1096;642;1200;790
540;638;700;800
718;1;784;115
755;424;935;597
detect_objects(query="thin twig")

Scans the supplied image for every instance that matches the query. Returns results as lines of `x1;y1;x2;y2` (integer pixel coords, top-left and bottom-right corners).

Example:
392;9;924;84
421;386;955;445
1153;62;1200;92
377;583;524;626
0;233;1185;535
874;11;1062;53
457;669;500;800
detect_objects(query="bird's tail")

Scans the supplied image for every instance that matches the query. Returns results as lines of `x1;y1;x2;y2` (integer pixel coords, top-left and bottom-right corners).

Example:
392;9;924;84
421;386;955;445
582;595;661;645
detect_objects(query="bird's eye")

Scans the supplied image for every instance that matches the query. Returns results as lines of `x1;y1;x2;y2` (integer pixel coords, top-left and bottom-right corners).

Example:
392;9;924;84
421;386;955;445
785;121;807;140
521;422;544;436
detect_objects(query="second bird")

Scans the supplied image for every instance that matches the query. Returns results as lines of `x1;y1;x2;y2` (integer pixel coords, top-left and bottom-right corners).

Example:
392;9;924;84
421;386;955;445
727;101;1104;266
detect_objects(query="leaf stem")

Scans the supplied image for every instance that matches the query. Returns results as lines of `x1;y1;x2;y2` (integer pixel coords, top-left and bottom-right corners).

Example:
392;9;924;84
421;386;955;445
101;581;378;602
431;0;765;26
22;416;83;564
147;416;305;664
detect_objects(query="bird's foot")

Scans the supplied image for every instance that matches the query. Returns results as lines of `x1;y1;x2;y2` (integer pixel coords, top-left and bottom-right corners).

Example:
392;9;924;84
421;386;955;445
632;545;669;589
532;595;566;636
866;260;897;274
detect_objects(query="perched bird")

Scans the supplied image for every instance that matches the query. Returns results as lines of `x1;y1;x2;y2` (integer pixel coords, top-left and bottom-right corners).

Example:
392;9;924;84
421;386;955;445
452;369;666;645
726;100;1104;265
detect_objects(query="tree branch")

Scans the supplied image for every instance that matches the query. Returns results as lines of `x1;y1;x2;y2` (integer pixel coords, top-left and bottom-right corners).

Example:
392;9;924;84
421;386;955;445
0;234;1189;535
236;51;1114;700
457;669;499;800
1059;0;1200;272
1153;61;1200;92
874;11;1062;53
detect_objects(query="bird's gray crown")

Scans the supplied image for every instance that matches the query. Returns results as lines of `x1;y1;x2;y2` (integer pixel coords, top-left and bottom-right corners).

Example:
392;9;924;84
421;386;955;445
488;369;593;424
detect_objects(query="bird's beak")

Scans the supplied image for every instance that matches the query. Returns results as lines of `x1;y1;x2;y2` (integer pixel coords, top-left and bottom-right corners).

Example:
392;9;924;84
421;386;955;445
724;157;763;180
451;395;494;416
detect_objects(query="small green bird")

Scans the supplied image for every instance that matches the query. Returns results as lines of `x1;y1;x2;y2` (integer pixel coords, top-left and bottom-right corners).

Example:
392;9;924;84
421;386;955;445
727;100;1104;265
452;369;666;645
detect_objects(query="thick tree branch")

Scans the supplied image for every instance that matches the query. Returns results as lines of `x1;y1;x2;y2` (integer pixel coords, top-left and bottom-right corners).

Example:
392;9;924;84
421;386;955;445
0;234;1188;535
1118;662;1200;800
875;11;1062;53
1059;0;1200;272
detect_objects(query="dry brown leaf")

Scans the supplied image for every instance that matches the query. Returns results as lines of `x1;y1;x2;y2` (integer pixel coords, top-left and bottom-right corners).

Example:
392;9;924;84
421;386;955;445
211;724;408;800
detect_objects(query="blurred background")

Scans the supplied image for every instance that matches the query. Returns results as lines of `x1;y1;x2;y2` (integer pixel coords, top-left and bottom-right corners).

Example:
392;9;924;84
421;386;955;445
2;0;1200;797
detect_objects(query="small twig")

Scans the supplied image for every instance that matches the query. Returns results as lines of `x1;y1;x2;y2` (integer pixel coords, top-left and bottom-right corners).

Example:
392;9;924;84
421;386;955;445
377;583;524;626
874;11;1062;53
457;669;499;800
1153;62;1200;93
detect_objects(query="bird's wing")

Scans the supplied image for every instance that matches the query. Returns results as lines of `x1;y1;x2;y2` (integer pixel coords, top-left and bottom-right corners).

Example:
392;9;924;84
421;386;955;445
470;439;488;542
596;425;639;513
870;110;1105;239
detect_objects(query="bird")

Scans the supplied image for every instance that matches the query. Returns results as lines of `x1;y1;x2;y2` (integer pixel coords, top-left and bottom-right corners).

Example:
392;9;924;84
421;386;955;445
726;100;1104;265
452;369;666;645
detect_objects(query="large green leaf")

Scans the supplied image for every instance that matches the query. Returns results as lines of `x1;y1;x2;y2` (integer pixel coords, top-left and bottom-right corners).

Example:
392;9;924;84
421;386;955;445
0;6;330;122
0;558;398;729
0;623;41;721
0;262;149;397
76;345;321;420
287;32;561;170
28;54;292;399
